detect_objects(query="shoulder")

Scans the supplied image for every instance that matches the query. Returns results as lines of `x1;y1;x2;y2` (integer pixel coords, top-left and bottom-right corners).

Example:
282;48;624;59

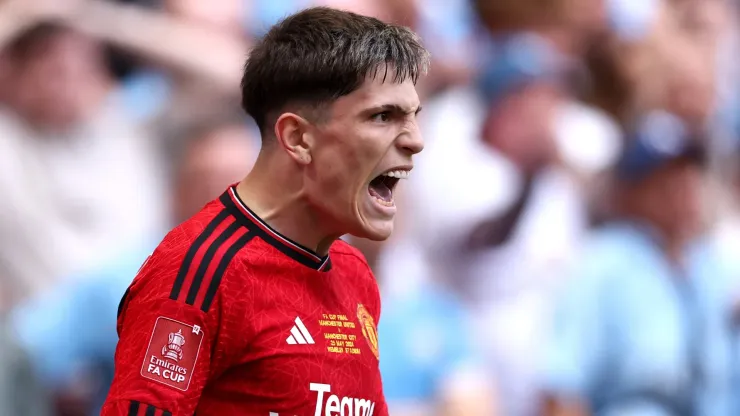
0;113;33;176
330;239;371;265
152;198;239;264
330;239;373;273
577;226;647;271
330;239;382;313
126;200;235;301
557;225;649;306
163;199;228;244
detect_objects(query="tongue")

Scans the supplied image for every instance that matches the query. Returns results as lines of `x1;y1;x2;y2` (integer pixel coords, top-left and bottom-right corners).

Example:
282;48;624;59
369;177;392;201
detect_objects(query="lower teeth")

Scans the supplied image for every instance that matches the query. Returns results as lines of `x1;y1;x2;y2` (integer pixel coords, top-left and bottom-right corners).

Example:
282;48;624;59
372;195;394;207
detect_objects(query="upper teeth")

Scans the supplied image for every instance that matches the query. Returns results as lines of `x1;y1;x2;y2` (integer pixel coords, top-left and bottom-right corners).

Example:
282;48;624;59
382;170;410;179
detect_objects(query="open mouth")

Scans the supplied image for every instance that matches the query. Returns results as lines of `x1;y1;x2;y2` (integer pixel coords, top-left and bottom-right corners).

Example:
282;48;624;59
368;169;409;207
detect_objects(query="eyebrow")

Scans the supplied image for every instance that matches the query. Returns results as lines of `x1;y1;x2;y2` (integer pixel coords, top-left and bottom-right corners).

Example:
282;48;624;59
370;104;423;115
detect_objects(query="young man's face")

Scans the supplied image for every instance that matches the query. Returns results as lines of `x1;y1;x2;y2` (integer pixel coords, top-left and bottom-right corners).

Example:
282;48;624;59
628;159;705;240
176;125;256;223
654;161;705;238
305;75;424;241
11;30;106;130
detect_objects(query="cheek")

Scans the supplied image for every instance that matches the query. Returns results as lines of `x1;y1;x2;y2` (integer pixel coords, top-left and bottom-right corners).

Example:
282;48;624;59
682;179;704;213
317;165;349;195
665;176;701;219
309;127;390;214
309;146;362;206
315;135;379;182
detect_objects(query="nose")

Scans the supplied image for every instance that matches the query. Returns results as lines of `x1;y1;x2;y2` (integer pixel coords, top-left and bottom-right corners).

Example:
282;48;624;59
397;127;424;156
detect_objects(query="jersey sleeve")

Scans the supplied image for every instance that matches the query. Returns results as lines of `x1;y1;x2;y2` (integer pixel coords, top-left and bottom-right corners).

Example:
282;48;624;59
101;246;233;416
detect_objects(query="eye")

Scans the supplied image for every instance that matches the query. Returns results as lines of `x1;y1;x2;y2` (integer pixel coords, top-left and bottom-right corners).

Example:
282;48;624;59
371;111;391;123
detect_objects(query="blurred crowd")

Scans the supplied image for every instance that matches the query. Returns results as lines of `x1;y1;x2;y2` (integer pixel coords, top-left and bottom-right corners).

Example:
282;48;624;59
1;0;740;415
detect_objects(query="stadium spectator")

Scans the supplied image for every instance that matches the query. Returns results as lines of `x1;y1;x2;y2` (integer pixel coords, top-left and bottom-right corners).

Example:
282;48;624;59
541;114;738;416
392;28;621;415
11;116;258;416
0;21;165;307
471;0;607;56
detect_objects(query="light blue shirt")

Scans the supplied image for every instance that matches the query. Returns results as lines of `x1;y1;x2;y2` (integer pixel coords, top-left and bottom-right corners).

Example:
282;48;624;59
12;242;156;414
379;283;478;404
543;223;738;416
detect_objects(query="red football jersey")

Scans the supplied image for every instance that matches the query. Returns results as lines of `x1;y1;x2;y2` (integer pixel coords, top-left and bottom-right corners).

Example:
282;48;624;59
102;185;388;416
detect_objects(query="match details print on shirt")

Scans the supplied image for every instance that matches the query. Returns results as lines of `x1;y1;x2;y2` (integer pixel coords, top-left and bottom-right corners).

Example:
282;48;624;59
319;312;360;355
285;305;379;359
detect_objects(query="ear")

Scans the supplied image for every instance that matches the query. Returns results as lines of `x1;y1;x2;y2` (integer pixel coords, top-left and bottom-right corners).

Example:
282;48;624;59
274;112;313;165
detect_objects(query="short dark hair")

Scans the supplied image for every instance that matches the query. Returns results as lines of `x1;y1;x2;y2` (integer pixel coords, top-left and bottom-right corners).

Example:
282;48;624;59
241;7;430;136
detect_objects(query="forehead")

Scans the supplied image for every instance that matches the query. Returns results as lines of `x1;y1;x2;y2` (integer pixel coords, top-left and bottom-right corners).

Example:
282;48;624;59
329;74;420;116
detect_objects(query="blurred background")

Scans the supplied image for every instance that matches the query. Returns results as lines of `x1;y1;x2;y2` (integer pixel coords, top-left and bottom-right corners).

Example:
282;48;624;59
1;0;740;415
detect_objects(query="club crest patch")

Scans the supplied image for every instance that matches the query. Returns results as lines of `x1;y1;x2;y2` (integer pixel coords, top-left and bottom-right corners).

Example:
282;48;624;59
357;304;379;360
140;317;203;391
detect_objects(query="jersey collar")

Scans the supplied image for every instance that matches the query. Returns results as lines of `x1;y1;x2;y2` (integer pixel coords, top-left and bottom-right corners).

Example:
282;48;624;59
220;186;332;272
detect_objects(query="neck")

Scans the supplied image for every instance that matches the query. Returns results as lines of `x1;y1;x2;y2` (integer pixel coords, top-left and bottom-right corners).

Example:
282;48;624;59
536;26;577;55
627;211;691;268
662;219;700;269
235;150;340;256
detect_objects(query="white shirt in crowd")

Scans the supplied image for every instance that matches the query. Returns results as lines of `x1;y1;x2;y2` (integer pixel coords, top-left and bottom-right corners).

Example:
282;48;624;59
0;101;166;304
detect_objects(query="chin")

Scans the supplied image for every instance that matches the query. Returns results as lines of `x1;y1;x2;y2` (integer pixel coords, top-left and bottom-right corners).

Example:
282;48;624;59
350;191;399;241
351;220;394;241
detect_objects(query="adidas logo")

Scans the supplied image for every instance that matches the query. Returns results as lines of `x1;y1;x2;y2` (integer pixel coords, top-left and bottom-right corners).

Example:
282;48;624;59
286;317;315;345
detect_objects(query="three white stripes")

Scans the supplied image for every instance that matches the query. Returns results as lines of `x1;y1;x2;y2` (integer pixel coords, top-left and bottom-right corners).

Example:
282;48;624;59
286;317;315;345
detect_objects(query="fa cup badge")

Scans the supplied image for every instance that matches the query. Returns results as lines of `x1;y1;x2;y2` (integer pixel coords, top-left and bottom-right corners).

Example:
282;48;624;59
162;329;186;362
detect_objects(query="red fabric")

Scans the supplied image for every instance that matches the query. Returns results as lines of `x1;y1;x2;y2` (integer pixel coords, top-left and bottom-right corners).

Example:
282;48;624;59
102;188;387;416
109;400;172;416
